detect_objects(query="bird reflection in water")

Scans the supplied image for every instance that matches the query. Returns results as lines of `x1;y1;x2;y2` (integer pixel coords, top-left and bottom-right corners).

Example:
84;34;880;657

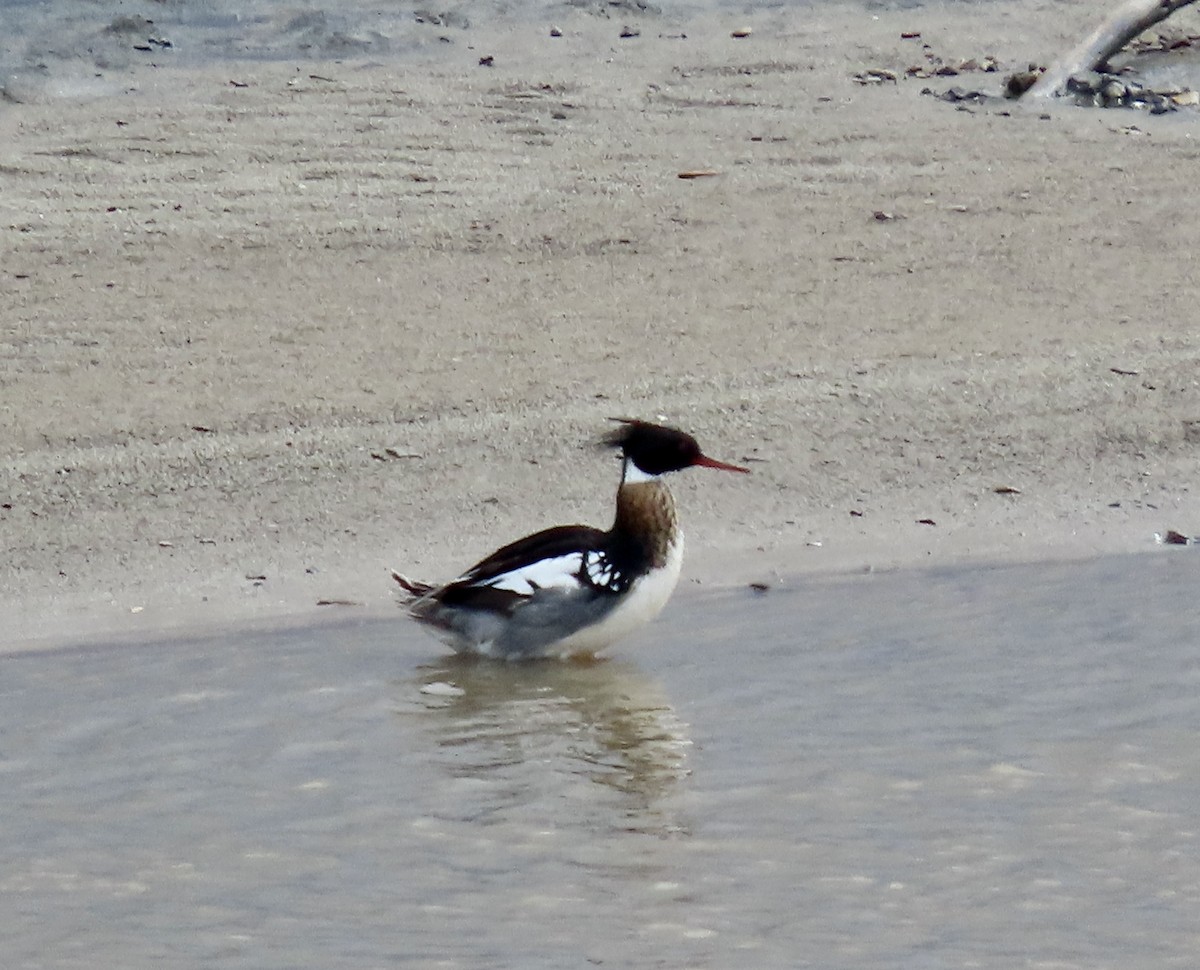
405;656;691;837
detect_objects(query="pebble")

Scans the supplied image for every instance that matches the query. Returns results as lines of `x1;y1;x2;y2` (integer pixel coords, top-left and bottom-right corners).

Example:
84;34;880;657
1066;71;1103;95
1101;79;1127;104
853;68;897;85
420;682;466;697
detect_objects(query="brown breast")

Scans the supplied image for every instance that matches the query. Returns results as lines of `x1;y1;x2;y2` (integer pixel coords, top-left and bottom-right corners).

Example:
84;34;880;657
612;480;679;569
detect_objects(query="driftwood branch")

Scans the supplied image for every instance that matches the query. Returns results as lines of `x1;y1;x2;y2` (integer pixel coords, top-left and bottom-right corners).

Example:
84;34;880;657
1025;0;1200;98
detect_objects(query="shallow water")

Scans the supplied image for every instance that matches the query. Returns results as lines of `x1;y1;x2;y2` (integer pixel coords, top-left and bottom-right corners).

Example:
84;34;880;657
4;550;1200;967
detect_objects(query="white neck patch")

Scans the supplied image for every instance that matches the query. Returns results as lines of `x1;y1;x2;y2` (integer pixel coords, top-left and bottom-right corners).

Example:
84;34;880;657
622;459;660;484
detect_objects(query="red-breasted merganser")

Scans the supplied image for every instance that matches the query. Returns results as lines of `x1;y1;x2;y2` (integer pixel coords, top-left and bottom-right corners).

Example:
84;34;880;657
393;419;749;660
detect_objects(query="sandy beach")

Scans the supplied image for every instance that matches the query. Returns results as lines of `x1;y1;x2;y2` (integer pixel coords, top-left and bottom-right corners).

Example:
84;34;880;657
3;0;1200;647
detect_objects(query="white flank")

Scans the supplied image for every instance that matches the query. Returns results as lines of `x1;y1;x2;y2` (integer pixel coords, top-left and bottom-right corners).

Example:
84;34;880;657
474;552;584;595
549;536;684;657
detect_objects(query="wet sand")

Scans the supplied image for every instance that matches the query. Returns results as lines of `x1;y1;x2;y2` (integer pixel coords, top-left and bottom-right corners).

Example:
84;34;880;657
3;0;1200;648
4;552;1199;967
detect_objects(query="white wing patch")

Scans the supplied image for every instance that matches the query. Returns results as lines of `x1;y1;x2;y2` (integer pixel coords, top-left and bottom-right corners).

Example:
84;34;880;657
584;550;617;588
465;553;585;595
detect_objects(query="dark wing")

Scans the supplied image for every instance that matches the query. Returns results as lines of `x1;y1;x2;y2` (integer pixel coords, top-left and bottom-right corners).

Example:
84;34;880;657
434;524;610;614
